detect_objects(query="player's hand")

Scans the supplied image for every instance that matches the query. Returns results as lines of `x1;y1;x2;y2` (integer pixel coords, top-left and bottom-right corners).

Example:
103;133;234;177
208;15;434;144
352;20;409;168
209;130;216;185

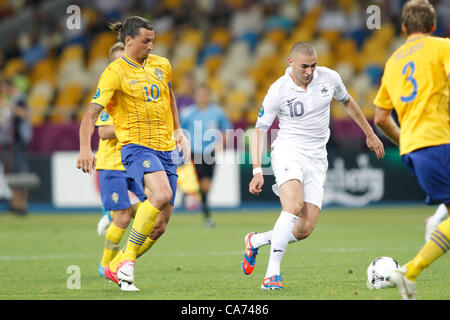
249;173;264;195
174;128;191;161
76;150;96;174
366;133;385;159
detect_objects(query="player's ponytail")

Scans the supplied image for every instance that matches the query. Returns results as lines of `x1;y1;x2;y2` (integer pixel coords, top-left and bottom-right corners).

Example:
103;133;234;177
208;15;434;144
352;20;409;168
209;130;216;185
108;17;153;43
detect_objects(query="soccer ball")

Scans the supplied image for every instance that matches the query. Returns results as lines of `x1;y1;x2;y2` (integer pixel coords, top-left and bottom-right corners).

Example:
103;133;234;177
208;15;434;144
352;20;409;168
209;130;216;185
366;256;399;290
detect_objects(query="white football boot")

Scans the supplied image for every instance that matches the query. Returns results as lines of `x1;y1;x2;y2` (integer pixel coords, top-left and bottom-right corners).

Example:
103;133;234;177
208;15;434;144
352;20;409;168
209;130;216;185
389;266;416;300
117;260;140;291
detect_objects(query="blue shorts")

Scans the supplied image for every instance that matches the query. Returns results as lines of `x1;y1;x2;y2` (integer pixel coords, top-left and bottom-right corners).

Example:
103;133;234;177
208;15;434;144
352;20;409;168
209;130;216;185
98;169;146;211
402;144;450;205
121;144;179;205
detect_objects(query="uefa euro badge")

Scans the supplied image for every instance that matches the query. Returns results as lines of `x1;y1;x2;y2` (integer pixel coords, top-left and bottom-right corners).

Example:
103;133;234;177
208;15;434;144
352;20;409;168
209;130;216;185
258;105;264;117
155;68;164;81
111;192;119;204
93;88;100;99
143;160;151;168
100;111;109;121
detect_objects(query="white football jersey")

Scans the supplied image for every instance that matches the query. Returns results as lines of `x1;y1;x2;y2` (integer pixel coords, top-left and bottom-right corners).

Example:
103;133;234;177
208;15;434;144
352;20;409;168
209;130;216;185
256;66;349;158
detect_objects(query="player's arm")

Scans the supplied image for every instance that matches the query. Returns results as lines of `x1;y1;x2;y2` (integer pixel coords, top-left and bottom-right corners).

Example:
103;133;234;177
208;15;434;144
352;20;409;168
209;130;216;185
98;125;116;140
341;96;385;159
77;103;104;174
374;107;400;145
170;87;190;160
250;86;280;195
249;126;267;195
372;72;400;146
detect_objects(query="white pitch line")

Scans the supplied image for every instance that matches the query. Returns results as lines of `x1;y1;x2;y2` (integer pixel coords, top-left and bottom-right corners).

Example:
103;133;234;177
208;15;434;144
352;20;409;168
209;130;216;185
0;246;421;261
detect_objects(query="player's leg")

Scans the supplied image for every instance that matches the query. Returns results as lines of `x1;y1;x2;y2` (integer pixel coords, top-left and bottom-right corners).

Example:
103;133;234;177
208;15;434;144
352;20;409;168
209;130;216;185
100;208;131;273
292;202;320;240
98;171;133;275
425;204;448;242
194;155;216;227
391;210;450;300
261;179;303;290
112;170;178;263
106;149;177;289
136;203;173;258
109;170;171;271
391;145;450;299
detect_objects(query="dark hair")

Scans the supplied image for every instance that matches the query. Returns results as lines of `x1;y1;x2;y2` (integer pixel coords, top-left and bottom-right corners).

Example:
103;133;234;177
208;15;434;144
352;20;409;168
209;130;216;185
109;16;154;43
401;0;436;35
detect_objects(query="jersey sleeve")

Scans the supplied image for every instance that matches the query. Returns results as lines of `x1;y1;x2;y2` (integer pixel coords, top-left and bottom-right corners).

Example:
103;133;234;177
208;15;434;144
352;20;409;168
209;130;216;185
255;85;281;131
95;110;114;127
332;70;350;103
90;66;120;108
373;72;394;110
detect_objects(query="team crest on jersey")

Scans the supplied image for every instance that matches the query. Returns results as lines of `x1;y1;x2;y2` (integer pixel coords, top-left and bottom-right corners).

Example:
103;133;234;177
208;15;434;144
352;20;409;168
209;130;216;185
155;68;164;80
111;192;119;203
320;85;330;99
258;106;264;117
100;111;109;121
143;160;151;168
93;88;100;99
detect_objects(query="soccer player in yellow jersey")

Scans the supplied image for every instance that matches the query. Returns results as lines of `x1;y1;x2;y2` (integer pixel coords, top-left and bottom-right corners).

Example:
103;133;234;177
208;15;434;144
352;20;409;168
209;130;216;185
373;0;450;300
95;42;144;277
77;16;190;291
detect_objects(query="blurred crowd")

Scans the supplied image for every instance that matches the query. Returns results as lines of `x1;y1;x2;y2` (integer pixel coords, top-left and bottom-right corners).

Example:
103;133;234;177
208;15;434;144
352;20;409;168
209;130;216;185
0;0;449;154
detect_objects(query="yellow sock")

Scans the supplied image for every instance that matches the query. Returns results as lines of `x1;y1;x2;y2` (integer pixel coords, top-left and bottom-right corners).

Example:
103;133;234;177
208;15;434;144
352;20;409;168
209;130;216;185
109;200;160;272
100;223;126;267
109;236;157;264
405;217;450;281
136;237;157;258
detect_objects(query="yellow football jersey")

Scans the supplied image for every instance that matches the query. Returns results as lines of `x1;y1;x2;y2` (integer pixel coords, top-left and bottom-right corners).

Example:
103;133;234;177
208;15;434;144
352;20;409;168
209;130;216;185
373;35;450;155
95;104;125;171
90;52;176;151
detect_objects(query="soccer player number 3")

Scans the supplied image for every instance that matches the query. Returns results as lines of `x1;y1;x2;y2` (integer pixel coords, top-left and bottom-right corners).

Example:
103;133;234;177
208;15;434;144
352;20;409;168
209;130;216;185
144;85;160;102
400;61;418;103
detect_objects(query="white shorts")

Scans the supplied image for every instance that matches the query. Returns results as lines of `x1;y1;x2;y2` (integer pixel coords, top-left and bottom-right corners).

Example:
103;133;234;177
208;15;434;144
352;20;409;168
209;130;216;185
271;142;328;209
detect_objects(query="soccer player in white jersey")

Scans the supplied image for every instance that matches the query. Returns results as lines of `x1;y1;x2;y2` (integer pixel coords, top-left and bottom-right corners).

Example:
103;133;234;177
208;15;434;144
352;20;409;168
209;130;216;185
241;41;385;290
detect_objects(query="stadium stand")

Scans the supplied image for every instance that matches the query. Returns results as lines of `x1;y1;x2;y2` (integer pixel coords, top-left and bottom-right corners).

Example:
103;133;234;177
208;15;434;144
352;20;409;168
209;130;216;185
0;0;448;155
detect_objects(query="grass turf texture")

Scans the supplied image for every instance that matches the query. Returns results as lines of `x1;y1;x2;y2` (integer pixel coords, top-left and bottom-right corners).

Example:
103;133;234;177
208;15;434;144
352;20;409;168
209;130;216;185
0;205;448;300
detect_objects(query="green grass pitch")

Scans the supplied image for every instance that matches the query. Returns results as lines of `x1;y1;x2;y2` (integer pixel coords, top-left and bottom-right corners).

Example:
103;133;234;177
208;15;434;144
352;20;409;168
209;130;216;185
0;205;448;300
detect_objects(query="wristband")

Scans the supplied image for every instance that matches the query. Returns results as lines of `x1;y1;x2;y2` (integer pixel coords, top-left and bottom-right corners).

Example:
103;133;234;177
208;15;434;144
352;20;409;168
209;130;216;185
252;167;263;175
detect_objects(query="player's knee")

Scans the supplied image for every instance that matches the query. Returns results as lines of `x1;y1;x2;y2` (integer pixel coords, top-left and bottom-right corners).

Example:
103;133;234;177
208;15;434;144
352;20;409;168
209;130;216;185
113;208;132;228
151;186;173;207
281;200;303;216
